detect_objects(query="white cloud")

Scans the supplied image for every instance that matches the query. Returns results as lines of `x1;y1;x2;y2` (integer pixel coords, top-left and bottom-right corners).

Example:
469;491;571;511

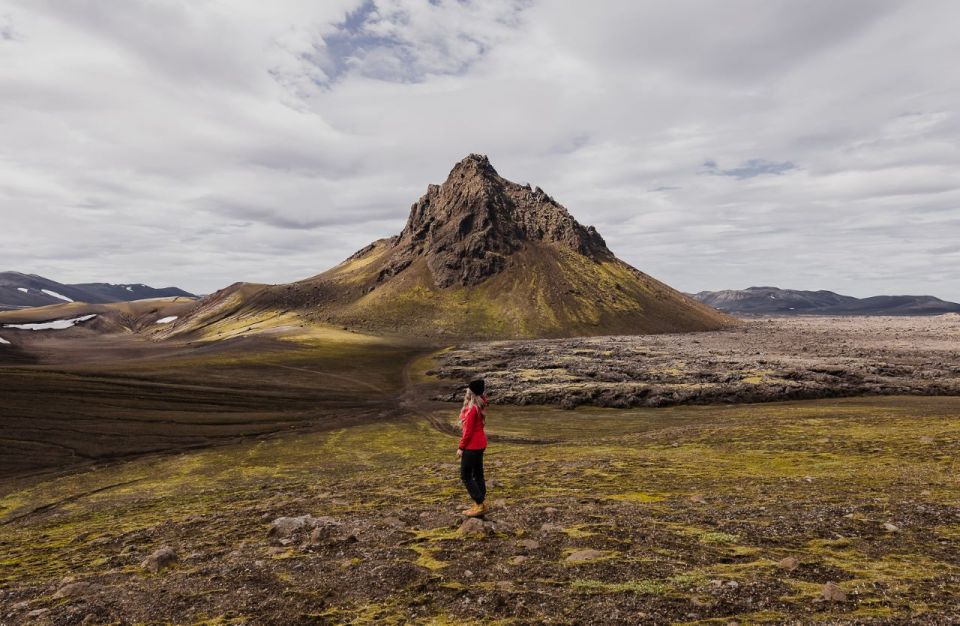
0;0;957;301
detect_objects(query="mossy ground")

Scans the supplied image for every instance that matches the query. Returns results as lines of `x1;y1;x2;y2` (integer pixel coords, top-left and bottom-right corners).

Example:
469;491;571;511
1;391;958;624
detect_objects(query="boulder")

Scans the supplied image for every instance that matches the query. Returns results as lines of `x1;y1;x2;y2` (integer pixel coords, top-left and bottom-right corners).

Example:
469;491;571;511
776;556;800;571
565;549;605;563
141;546;178;573
53;581;97;599
459;517;489;537
820;581;847;602
268;515;337;538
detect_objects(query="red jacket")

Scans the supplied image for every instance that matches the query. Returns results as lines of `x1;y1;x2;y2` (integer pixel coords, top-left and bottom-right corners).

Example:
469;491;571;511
458;399;488;450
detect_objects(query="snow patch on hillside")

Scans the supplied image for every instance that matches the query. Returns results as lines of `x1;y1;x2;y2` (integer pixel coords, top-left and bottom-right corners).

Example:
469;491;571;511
4;314;96;330
41;289;74;302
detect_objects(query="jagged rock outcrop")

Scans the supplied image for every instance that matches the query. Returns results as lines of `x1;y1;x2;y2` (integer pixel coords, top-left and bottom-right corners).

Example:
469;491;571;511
381;154;611;288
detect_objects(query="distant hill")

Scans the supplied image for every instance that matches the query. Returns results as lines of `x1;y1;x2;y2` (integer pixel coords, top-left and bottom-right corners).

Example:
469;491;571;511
166;154;732;340
0;272;195;310
692;286;960;316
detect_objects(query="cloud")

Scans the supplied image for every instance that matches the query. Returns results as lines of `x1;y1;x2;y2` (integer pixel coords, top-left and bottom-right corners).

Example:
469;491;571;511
703;158;797;179
0;0;957;302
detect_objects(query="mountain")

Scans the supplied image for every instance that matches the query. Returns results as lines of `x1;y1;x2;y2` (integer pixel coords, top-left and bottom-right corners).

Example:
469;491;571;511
167;154;731;340
692;286;960;316
0;272;195;311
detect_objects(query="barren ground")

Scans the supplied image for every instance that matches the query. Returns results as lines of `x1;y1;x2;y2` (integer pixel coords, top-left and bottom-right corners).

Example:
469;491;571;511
1;316;959;624
428;315;960;408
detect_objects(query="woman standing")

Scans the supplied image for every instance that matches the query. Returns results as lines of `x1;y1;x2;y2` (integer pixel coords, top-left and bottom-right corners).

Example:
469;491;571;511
457;379;488;517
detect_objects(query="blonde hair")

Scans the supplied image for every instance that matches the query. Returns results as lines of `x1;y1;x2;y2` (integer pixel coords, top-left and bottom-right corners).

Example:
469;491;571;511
462;388;487;420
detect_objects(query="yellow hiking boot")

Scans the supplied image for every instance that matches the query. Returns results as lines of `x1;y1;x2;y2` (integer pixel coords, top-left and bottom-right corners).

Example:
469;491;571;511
461;503;484;517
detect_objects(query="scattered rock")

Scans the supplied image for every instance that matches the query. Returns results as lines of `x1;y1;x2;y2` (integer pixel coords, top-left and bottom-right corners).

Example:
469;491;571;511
519;539;540;550
459;517;490;537
268;515;338;538
53;581;97;599
690;495;707;505
509;555;528;565
883;522;900;532
382;516;407;529
565;549;605;563
28;608;50;618
820;581;847;602
540;523;563;533
141;546;178;573
777;556;800;571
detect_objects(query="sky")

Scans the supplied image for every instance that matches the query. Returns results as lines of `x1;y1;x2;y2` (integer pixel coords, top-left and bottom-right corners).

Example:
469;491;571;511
0;0;958;300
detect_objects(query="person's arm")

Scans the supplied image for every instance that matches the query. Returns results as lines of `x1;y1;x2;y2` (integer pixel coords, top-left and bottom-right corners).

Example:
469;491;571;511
458;406;477;451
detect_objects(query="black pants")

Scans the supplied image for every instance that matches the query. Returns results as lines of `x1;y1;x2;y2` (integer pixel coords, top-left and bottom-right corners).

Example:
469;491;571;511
460;448;486;504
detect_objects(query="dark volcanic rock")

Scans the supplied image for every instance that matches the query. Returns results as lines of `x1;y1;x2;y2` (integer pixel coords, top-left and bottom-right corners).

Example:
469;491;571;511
383;154;612;288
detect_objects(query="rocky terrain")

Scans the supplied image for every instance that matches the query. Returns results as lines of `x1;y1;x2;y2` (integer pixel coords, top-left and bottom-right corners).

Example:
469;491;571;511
692;286;960;316
2;396;958;624
428;315;960;409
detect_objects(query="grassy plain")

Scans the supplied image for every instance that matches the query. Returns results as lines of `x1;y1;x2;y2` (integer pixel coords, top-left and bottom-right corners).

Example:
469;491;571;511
2;379;958;623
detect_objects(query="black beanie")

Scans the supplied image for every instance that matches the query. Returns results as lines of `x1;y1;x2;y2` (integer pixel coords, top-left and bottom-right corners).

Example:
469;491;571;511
467;379;485;395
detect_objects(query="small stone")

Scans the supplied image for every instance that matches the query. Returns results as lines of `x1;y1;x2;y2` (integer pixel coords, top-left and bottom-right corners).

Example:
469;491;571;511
777;556;800;571
565;549;604;563
820;581;847;602
519;539;540;550
140;546;178;573
509;555;528;565
883;522;899;532
544;507;558;514
690;495;707;505
921;489;932;496
540;522;563;533
28;609;50;618
464;569;473;577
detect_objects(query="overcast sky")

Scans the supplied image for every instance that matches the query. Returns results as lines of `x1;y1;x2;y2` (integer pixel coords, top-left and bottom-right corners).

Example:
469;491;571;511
1;1;958;299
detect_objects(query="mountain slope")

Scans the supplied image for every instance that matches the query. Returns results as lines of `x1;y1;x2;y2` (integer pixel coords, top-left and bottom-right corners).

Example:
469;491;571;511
0;272;195;310
168;154;731;340
692;286;960;316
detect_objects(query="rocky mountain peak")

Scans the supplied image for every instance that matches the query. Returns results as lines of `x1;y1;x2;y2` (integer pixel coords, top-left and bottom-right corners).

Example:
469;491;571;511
383;154;612;288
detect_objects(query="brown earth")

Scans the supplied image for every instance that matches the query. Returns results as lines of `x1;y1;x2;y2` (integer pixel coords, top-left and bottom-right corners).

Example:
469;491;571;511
1;395;959;624
427;315;960;409
0;322;425;488
1;315;960;623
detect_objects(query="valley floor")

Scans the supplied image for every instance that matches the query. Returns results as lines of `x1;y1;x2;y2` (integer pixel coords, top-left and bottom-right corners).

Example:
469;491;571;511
2;396;959;624
1;317;959;624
